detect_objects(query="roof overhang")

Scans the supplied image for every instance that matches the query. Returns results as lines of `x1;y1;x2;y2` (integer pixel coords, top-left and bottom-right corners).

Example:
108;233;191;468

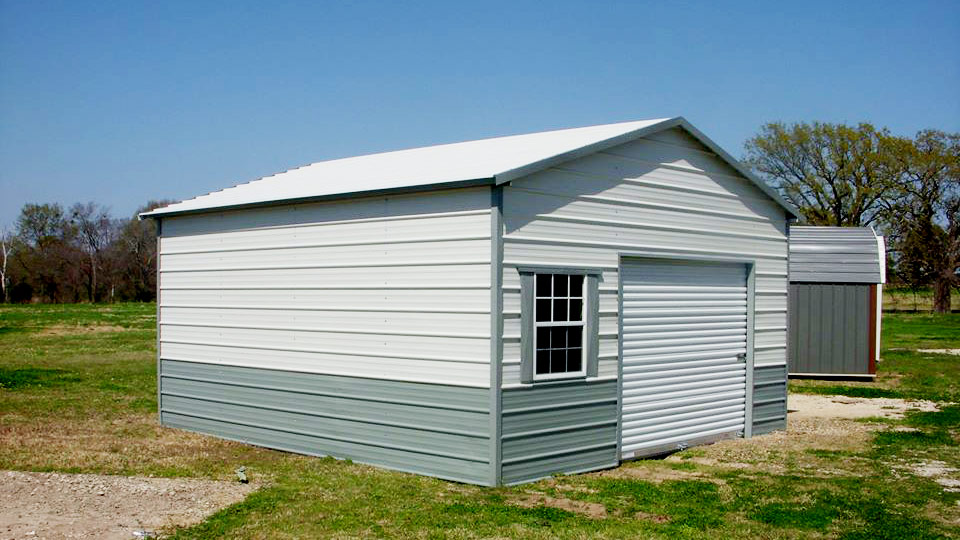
141;117;798;220
139;177;495;220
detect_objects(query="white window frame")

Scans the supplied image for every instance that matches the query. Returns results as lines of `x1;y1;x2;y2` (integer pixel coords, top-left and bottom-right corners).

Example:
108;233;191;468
532;273;587;381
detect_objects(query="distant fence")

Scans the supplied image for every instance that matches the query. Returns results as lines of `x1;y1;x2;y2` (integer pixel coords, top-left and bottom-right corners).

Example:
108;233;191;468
883;287;959;313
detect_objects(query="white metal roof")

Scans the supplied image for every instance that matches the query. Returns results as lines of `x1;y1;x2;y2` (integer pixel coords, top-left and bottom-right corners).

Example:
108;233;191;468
789;226;886;284
143;117;797;218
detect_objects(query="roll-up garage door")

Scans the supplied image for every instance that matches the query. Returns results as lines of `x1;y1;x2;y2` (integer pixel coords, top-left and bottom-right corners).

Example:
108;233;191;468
619;258;748;459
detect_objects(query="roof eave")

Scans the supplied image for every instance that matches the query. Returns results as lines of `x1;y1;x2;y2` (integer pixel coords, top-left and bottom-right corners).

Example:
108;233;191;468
139;177;496;220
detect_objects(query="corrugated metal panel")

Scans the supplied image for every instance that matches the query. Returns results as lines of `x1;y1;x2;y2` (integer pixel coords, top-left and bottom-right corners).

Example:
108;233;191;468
620;259;748;457
160;288;491;313
161;189;492;235
788;283;872;375
789;227;884;284
159;360;491;484
160;325;488;360
161;210;492;252
753;364;787;434
160;307;490;334
500;379;618;484
161;264;490;288
158;187;494;388
160;238;489;270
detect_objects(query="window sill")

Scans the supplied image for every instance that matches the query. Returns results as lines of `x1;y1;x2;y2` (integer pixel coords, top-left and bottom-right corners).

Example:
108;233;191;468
503;375;617;390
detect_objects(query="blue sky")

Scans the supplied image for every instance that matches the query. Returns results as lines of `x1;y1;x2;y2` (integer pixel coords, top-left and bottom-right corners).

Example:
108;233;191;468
1;0;958;227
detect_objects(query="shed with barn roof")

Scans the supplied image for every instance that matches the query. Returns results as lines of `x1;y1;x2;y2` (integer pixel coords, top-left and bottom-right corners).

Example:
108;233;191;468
788;226;886;379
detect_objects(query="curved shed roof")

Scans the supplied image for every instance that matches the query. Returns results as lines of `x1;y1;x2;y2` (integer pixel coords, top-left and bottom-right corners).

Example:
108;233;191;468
789;226;886;284
142;117;797;219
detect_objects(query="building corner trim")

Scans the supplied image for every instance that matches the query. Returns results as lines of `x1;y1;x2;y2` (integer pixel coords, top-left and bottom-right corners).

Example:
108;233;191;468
489;186;504;486
744;261;756;438
155;217;163;426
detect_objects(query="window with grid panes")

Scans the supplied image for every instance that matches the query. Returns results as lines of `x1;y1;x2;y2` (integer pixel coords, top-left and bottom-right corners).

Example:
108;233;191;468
534;273;586;379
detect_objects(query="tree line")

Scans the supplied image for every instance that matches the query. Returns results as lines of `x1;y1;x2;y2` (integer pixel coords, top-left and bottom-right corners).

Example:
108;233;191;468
745;123;959;312
0;201;172;303
2;122;957;310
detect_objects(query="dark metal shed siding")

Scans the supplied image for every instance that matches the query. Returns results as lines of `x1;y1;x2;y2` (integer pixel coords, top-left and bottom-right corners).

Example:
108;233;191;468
500;379;618;484
753;364;788;434
788;284;872;375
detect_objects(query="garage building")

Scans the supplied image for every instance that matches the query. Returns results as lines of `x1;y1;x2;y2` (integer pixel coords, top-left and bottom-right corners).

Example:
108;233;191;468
142;117;797;485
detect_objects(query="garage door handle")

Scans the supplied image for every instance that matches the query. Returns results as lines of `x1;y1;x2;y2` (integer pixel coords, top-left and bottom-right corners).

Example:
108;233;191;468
737;353;746;363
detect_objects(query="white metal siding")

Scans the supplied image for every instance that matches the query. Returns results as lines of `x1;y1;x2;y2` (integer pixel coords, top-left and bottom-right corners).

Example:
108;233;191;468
501;128;789;388
158;187;493;387
789;226;884;284
620;259;747;456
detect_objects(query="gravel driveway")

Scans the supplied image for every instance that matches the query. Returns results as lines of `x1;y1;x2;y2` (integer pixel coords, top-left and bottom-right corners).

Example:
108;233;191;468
0;470;254;539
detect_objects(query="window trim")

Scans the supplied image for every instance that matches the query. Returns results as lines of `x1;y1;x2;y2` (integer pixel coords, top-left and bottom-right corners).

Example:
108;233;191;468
519;267;601;384
532;273;587;381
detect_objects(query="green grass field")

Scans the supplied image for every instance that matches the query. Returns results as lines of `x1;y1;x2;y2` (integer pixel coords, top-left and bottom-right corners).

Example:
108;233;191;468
1;304;958;538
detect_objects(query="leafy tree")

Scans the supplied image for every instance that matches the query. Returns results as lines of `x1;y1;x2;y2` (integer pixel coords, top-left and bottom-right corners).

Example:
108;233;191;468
744;122;899;226
13;203;82;302
883;130;960;313
16;203;69;249
113;200;173;301
3;199;172;303
70;202;119;302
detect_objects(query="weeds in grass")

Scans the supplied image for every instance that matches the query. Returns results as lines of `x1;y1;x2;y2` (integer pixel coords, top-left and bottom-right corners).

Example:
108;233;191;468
166;485;288;539
748;497;842;530
908;404;960;429
804;449;857;458
793;385;908;399
677;448;707;460
579;479;726;530
0;367;81;389
442;501;578;526
871;404;960;464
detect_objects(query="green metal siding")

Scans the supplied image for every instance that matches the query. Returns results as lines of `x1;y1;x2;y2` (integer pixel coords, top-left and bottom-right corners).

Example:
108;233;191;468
500;379;618;484
159;359;491;484
788;283;871;375
753;364;787;434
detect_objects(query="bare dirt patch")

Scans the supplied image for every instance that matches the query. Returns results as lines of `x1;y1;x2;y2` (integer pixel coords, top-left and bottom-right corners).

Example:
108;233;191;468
37;324;129;336
666;394;907;474
598;462;719;483
689;416;877;469
0;470;254;539
788;393;939;420
0;413;285;478
510;493;608;519
896;460;960;493
633;511;671;523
